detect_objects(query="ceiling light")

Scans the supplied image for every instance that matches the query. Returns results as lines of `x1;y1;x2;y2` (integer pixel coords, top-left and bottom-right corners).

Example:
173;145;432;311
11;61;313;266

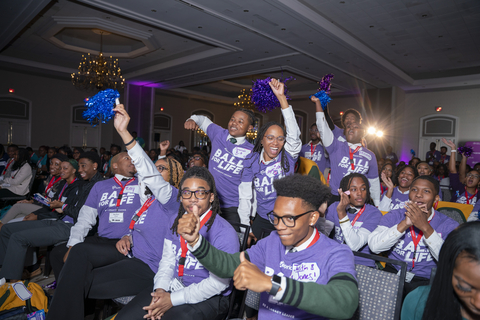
435;106;442;112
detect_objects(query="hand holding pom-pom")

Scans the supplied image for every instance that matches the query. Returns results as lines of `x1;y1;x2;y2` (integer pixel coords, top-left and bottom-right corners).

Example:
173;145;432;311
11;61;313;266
251;77;294;113
310;73;334;110
410;149;416;156
83;89;120;126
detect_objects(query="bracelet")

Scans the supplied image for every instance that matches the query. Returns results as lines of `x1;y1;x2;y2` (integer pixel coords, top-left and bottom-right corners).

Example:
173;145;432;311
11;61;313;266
125;138;135;146
451;150;457;153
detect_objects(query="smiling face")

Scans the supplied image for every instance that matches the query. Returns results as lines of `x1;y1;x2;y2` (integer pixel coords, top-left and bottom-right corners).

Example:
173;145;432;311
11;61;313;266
345;122;364;144
60;161;76;181
309;124;319;141
261;124;285;162
382;164;393;179
398;167;416;190
417;163;432;176
7;146;17;159
78;158;97;181
228;111;253;137
347;177;368;207
155;158;170;182
180;177;214;216
273;196;319;247
409;178;439;212
50;158;62;176
188;154;206;168
453;252;480;318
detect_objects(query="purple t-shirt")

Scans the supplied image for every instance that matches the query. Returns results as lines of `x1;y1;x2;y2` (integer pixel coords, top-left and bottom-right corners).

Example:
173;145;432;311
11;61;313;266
84;177;141;239
247;231;356;320
299;142;330;173
381;188;410;211
326;135;378;196
207;123;253;208
332;125;345;139
326;202;382;267
168;213;239;292
242;152;297;219
131;187;179;273
450;173;478;205
438;154;450;164
425;150;441;165
379;209;459;278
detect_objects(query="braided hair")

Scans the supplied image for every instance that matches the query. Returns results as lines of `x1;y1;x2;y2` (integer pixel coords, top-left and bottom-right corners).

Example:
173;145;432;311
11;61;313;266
339;173;372;205
165;157;184;189
171;166;220;235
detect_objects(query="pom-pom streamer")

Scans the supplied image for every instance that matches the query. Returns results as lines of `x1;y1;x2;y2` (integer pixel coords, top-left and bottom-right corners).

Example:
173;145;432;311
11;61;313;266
83;89;120;126
458;146;473;158
310;73;334;110
310;91;331;110
251;77;294;113
410;149;416;156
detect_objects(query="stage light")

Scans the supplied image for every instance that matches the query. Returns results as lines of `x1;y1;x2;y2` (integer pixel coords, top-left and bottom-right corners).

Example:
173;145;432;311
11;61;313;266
8;89;14;93
339;111;344;115
376;131;384;137
367;127;376;135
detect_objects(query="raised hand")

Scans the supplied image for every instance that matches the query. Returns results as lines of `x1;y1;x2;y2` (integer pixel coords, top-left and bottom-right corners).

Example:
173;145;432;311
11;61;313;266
336;188;350;219
112;104;130;134
233;252;272;292
268;79;285;98
184;119;199;131
442;138;456;150
381;172;394;189
159;140;170;152
177;206;201;245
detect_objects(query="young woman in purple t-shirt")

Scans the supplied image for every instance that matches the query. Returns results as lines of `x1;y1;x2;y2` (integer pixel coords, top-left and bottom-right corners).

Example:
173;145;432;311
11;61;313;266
379;165;418;212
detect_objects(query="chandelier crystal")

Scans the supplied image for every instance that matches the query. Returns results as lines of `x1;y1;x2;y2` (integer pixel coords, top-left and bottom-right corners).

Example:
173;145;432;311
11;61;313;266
71;31;125;91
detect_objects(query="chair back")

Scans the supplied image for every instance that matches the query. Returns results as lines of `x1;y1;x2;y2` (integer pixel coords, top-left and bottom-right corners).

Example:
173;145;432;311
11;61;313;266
435;201;473;223
350;252;407;320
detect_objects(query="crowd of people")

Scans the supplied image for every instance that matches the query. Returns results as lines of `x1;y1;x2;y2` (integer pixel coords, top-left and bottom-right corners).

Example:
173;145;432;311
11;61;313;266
0;78;479;319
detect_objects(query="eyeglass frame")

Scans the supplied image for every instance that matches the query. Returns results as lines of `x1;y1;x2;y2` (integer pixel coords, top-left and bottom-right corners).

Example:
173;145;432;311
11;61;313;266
189;156;203;162
466;173;480;179
156;165;168;173
264;134;286;143
267;209;316;227
180;189;212;199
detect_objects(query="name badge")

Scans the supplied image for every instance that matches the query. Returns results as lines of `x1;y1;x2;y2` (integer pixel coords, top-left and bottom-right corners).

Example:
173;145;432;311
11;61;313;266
232;147;251;159
47;190;55;198
124;186;138;194
304;152;312;158
109;211;124;223
169;277;185;292
352;221;363;229
398;270;415;283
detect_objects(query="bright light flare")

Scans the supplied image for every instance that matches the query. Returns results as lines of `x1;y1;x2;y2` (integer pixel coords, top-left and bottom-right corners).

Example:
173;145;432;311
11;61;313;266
367;127;376;135
376;131;384;137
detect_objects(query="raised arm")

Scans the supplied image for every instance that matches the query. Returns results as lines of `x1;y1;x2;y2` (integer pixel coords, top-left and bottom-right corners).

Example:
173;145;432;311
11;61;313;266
185;115;213;133
443;138;457;174
313;96;334;148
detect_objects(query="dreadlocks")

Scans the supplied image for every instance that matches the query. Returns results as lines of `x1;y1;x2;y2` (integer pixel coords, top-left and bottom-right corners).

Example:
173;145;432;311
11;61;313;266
339;173;372;205
165;157;184;189
171;166;220;235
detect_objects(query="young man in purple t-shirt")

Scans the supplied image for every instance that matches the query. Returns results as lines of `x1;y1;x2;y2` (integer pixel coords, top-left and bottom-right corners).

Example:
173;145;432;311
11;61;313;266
185;108;255;226
368;175;459;295
299;123;330;173
178;174;359;320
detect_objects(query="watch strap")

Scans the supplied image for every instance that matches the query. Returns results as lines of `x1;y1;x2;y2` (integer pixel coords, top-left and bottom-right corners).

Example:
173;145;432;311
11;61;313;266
269;274;281;296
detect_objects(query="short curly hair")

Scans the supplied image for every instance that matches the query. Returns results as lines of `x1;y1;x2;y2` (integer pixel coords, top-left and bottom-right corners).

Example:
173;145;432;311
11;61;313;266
273;174;331;210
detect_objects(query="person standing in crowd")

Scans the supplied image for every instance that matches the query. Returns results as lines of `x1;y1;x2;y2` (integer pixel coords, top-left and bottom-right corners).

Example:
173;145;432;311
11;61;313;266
369;176;459;295
0;144;9;174
238;79;302;240
174;141;187;153
185;104;255;227
299;123;330;173
426;142;441;166
326;173;383;267
132;131;145;148
383;145;398;165
439;146;450;164
379;165;418;212
315;96;380;206
177;174;359;320
104;144;121;177
401;222;480;320
0;148;32;199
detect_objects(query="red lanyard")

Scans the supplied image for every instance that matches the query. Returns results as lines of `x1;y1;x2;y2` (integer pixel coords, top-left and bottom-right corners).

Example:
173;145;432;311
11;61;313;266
380;184;387;195
128;197;155;230
409;212;434;269
310;143;317;156
465;187;477;205
327;170;331;183
45;176;62;194
37;156;45;167
113;177;136;207
349;146;361;170
306;229;320;248
58;178;77;199
178;210;212;277
2;159;13;175
103;162;108;172
350;205;366;226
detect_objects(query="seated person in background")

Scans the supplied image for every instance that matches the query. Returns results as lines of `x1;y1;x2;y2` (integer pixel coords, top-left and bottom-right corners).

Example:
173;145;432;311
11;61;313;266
58;145;73;159
0;154;67;226
401;221;480;320
188;151;208;168
383;145;398;165
101;151;111;174
444;139;479;210
409;157;421;168
438;146;450;164
380;162;396;196
417;161;433;177
426;142;441;166
0;144;9;174
1;145;18;180
378;158;385;175
299;123;330;173
314;95;380;205
326;173;383;268
104;144;121;177
148;148;158;162
368;176;459;294
178;174;359;320
379;165;418;212
0;159;83;282
0;148;32;199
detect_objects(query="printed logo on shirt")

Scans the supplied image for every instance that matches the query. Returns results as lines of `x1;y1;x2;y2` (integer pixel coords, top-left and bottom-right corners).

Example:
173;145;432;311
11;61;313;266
338;136;346;143
265;162;282;178
99;190;137;207
359;151;372;161
338;156;370;174
394;233;442;263
305;151;323;162
390;200;406;210
124;185;139;194
232;147;251;159
254;176;276;196
211;149;245;175
457;194;478;206
172;243;204;271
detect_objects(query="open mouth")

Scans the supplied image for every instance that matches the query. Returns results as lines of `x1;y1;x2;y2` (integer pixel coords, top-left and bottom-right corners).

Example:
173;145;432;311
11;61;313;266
269;147;279;156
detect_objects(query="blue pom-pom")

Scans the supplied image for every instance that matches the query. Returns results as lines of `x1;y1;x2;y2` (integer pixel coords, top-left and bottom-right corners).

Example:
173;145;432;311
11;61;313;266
83;89;120;127
309;91;331;110
410;149;415;156
251;77;294;113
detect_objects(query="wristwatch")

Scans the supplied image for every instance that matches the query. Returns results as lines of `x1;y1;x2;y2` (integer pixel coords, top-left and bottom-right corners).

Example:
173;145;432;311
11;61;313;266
269;274;282;296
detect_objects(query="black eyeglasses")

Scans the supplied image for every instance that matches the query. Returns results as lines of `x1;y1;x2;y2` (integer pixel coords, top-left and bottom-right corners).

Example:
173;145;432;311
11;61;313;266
189;156;202;161
180;189;211;199
267;210;315;227
156;165;168;173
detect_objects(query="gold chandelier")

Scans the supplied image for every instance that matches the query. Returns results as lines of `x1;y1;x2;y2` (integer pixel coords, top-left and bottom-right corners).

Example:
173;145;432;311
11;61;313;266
71;30;125;91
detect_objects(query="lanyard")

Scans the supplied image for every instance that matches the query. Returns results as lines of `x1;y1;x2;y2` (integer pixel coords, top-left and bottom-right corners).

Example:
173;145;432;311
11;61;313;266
58;178;77;199
2;159;13;175
306;230;320;248
350;205;366;226
103;162;108;172
380;184;387;195
327;170;331;183
409;212;434;270
37;156;45;167
113;177;136;207
128;197;155;230
178;210;212;277
45;176;62;194
348;146;361;170
465;187;477;205
310;142;317;156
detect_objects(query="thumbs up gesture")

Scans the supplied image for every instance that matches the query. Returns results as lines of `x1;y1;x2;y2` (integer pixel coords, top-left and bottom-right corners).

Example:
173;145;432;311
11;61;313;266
178;205;201;246
233;252;274;293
